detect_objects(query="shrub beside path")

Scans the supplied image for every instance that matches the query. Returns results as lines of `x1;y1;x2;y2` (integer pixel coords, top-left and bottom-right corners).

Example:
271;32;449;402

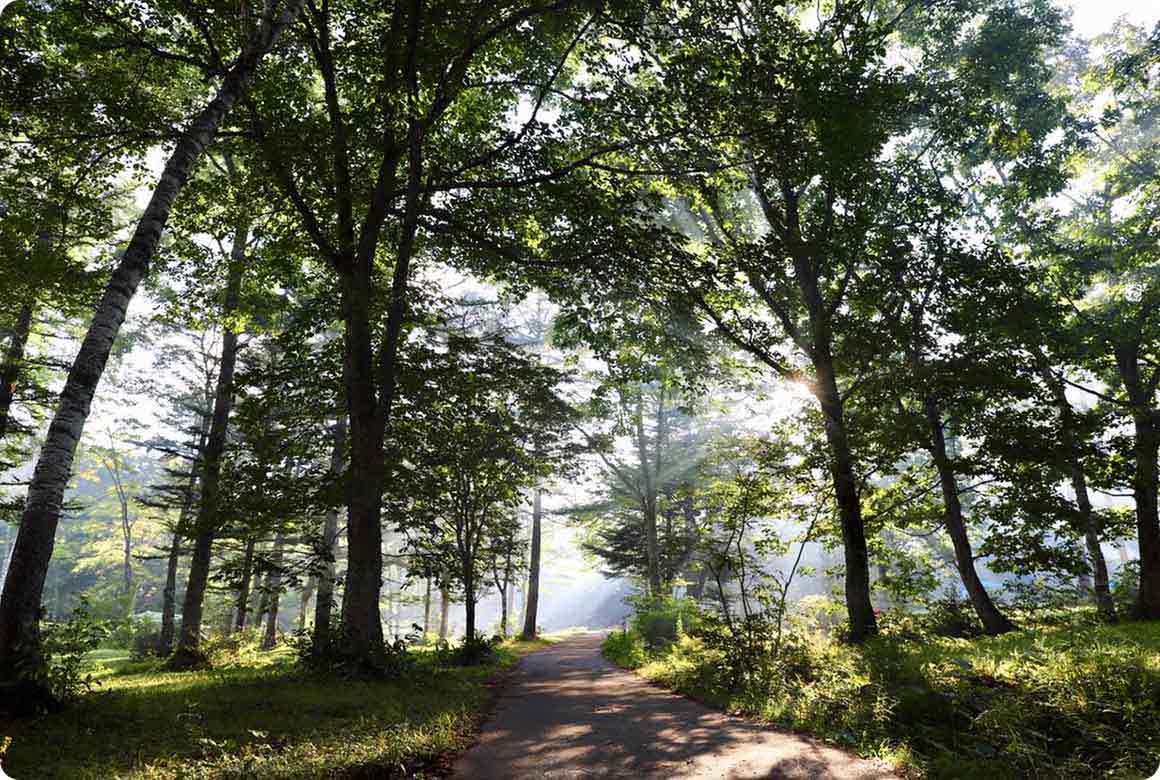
452;632;896;779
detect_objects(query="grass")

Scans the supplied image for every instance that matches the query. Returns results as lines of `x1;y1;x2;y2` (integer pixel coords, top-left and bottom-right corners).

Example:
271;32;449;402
0;636;556;779
604;613;1160;779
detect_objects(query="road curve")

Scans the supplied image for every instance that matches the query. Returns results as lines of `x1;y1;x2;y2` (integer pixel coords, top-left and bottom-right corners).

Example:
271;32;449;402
452;632;896;779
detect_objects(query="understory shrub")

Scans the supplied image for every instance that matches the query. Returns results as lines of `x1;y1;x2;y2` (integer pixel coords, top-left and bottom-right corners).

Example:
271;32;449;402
602;630;647;669
622;613;1160;778
23;600;107;708
292;621;415;676
629;595;701;648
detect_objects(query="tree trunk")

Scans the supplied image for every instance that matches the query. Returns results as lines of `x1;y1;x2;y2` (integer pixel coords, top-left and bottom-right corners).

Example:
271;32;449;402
298;577;316;633
498;581;509;637
0;302;34;443
233;537;257;633
634;391;663;597
923;396;1016;635
423;578;432;636
337;270;386;661
521;490;543;639
1114;343;1160;620
812;357;877;641
313;415;346;649
439;586;450;641
0;1;304;689
170;221;248;668
1041;367;1117;622
262;535;285;650
249;560;265;630
157;532;182;655
464;574;476;642
1130;408;1160;618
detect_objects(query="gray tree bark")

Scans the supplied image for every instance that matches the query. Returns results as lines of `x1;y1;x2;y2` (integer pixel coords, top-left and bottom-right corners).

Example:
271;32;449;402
521;490;543;639
0;303;34;443
262;535;285;650
1039;363;1116;621
232;537;257;633
313;414;346;649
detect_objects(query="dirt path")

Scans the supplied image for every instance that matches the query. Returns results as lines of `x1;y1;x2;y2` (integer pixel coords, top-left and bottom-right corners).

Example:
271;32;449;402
452;632;895;779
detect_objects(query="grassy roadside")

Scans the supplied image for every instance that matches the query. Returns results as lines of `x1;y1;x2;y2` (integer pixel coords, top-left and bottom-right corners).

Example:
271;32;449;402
603;618;1160;779
0;636;555;779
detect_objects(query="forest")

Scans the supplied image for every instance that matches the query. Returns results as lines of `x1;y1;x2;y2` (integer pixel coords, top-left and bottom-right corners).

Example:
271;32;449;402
0;0;1158;778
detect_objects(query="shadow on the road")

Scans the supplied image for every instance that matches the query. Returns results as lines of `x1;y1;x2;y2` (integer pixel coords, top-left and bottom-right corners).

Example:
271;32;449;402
453;634;891;779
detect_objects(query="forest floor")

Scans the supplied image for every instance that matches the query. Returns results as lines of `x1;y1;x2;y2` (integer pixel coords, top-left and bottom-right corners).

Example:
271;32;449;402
0;635;554;779
452;631;893;779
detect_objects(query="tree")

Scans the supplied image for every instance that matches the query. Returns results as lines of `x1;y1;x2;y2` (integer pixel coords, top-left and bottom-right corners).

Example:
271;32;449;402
395;334;574;647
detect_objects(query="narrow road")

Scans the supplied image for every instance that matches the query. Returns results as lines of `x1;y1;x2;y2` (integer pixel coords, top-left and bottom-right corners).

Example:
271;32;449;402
452;632;895;779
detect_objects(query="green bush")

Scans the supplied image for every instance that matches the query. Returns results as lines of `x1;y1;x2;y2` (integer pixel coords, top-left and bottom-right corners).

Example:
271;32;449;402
631;616;1160;778
25;599;108;707
629;596;701;648
602;630;647;669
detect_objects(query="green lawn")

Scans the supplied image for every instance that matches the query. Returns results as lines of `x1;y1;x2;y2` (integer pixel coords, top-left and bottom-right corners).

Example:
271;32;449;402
0;638;554;779
606;615;1160;779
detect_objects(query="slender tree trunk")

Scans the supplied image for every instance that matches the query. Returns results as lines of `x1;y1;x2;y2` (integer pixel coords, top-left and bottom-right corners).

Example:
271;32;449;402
0;2;305;689
923;396;1016;635
313;415;346;649
233;537;257;633
498;580;509;637
170;221;249;668
634;391;662;597
439;586;450;641
1041;368;1116;621
812;357;877;641
158;533;182;655
423;578;432;636
464;573;476;641
298;576;316;633
521;490;543;639
0;303;34;443
262;535;285;650
248;556;265;631
1115;343;1160;620
1130;408;1160;618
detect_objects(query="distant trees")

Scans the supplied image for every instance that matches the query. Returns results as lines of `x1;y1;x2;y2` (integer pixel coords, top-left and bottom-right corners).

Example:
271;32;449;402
394;334;575;646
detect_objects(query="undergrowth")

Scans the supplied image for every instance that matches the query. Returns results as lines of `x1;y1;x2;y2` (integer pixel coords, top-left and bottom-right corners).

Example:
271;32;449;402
603;612;1160;779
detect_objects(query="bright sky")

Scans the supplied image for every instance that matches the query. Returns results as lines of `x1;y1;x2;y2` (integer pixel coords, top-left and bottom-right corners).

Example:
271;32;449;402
1068;0;1159;37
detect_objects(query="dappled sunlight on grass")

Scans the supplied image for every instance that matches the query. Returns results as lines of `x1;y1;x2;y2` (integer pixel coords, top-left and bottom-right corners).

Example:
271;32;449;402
2;638;549;779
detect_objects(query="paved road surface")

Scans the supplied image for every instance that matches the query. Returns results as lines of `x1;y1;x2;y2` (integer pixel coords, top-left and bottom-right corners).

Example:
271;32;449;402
452;632;895;779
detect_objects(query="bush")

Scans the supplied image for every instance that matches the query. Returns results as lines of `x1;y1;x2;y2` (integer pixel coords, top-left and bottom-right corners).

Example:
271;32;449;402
292;621;414;676
629;596;700;648
20;599;108;708
602;630;647;669
454;633;501;667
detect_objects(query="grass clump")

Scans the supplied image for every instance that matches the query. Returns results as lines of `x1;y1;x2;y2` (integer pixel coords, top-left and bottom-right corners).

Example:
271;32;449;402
604;612;1160;778
0;635;552;779
601;630;647;669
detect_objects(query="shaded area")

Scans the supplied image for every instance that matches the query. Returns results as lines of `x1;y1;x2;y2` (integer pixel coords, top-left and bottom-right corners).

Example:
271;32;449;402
453;633;894;779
